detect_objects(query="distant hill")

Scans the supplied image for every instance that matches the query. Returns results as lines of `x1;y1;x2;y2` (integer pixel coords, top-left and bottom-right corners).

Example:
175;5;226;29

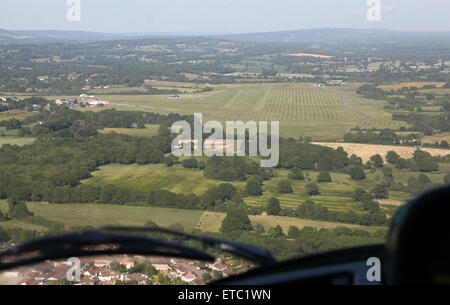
1;28;450;45
0;29;121;44
211;28;450;44
0;29;204;45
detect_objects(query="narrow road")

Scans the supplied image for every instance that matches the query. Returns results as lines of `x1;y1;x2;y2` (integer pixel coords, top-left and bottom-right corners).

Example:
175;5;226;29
341;93;371;121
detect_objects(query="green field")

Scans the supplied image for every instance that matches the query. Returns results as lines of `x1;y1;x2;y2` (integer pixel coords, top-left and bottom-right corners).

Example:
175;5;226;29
82;160;450;212
0;201;204;231
0;201;382;234
83;163;247;196
93;83;404;141
99;124;160;137
0;136;35;147
82;162;416;213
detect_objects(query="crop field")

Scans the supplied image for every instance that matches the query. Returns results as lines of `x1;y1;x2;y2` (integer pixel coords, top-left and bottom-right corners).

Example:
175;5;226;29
313;142;450;163
95;83;400;141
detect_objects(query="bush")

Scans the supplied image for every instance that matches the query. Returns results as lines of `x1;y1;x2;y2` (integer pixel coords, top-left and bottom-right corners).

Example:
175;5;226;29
276;180;293;193
268;225;284;238
0;227;10;242
317;171;332;182
287;226;301;239
353;188;367;201
348;167;366;180
0;210;8;222
246;180;262;196
371;185;389;199
8;200;33;219
305;183;320;196
370;154;384;167
288;168;304;180
182;158;198;169
444;173;450;185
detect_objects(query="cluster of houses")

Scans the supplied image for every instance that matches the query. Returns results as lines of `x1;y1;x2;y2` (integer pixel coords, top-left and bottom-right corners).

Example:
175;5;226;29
78;94;110;108
54;95;110;108
0;255;236;285
176;139;245;154
315;80;345;87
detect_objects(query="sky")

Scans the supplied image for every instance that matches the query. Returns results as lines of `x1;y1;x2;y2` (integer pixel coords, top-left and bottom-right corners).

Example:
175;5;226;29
0;0;449;33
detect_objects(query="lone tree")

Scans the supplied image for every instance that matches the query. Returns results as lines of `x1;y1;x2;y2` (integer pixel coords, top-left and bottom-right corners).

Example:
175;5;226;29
317;171;332;182
348;167;366;180
305;183;320;196
276;180;293;193
221;204;253;233
288;168;304;180
266;197;281;216
370;154;384;168
246;179;262;196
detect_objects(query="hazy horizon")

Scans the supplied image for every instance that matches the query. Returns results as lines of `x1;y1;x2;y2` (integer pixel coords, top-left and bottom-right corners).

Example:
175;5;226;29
0;0;449;34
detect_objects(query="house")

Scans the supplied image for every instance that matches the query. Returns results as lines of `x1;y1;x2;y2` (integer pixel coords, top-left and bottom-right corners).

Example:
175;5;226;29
119;259;135;270
180;271;196;283
55;99;70;105
126;273;148;285
77;276;96;285
98;270;123;283
150;257;171;272
45;265;72;282
208;261;229;272
17;277;36;285
84;268;102;277
94;258;114;268
76;120;86;127
176;139;199;150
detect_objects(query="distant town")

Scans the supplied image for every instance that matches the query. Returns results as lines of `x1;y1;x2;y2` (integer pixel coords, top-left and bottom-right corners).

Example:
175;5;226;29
0;254;244;285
